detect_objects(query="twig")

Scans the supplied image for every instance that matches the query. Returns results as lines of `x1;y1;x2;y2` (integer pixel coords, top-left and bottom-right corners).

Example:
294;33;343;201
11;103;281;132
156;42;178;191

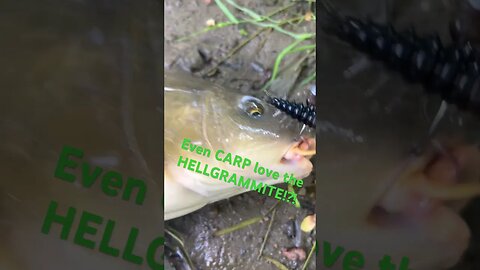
301;240;317;270
203;27;268;77
299;71;316;87
264;256;289;270
269;2;297;18
221;0;314;39
214;216;263;236
253;28;273;56
224;0;297;24
257;208;277;259
265;200;281;216
214;200;280;237
165;227;184;246
175;2;296;42
165;227;196;269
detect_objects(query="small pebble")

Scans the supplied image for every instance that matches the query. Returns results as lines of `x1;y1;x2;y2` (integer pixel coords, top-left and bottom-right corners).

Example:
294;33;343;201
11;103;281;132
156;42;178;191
206;19;216;26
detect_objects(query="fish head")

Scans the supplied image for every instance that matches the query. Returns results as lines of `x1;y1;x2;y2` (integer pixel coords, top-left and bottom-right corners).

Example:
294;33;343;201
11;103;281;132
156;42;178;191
164;73;315;219
201;90;314;179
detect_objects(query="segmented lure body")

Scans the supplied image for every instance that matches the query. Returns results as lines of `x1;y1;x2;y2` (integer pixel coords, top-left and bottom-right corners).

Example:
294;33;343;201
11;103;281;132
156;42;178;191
269;97;316;128
328;15;480;115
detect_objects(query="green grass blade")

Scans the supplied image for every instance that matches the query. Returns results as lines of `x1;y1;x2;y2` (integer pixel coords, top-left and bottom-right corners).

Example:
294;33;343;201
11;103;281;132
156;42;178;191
264;256;289;270
286;44;316;55
271;39;304;81
225;0;262;21
165;227;184;246
288;184;301;208
215;0;239;23
299;71;316;87
214;216;262;236
301;241;317;270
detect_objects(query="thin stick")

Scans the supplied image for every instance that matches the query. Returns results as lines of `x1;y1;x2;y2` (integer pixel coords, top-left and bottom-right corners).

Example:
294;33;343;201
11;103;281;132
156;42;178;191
203;27;267;76
301;240;317;270
257;208;277;259
214;216;263;236
253;28;273;57
175;2;296;42
223;0;314;39
213;200;280;237
299;71;316;87
165;227;184;246
165;227;196;269
224;0;297;24
264;256;289;270
265;200;281;216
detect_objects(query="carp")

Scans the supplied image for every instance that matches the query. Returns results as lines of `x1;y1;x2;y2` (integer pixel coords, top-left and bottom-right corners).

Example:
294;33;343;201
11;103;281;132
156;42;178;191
164;72;315;220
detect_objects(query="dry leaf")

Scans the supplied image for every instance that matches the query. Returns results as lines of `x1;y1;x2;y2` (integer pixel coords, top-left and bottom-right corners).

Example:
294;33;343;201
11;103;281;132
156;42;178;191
305;11;313;21
300;214;316;232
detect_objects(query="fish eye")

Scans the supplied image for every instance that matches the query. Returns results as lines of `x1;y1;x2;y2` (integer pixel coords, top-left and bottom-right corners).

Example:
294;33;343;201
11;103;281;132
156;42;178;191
241;98;264;119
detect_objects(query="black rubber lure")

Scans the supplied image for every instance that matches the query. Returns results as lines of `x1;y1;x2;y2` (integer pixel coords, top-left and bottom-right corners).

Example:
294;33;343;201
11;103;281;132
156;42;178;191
268;97;316;128
320;1;480;115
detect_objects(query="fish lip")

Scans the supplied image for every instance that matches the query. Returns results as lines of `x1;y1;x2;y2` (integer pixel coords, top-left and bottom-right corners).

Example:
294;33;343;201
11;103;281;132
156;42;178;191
370;144;479;225
366;204;471;269
365;148;474;267
281;137;316;163
277;138;315;180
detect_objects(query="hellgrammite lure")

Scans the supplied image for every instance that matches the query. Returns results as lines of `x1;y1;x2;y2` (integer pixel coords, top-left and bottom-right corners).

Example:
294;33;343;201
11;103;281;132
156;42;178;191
319;0;480;115
268;97;316;128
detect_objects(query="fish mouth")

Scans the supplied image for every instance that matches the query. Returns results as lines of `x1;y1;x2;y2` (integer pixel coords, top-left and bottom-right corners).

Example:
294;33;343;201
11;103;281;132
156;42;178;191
370;143;480;226
281;137;316;164
276;137;315;179
364;143;480;267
